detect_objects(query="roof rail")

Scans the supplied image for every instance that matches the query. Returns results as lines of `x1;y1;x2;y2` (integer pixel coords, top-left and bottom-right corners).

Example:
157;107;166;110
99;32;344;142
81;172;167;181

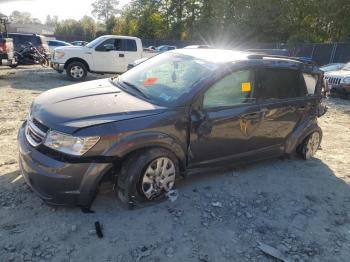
247;54;317;66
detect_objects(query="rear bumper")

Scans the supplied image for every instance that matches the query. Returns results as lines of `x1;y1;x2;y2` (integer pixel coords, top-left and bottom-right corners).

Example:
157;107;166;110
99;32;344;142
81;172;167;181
18;123;113;207
51;62;65;73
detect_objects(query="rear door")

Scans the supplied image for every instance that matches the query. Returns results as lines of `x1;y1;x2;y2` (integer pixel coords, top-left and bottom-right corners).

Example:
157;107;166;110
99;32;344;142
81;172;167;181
122;39;140;71
253;67;310;149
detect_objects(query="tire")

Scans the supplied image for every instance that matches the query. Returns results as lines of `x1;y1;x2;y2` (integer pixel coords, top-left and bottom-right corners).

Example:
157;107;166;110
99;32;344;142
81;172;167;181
9;64;18;68
117;148;180;209
297;131;322;160
66;61;87;81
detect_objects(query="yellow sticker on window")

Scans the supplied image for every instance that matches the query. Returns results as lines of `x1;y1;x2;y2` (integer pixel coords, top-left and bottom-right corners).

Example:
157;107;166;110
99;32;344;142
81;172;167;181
242;82;251;92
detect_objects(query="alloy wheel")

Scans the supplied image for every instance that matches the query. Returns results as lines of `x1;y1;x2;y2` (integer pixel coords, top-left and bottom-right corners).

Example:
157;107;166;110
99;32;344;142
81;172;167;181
305;132;320;159
141;157;176;199
70;66;84;79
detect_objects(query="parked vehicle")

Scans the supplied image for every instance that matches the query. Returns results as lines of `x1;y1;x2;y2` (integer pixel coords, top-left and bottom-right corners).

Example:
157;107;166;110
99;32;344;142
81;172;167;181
18;49;326;209
0;37;17;67
51;35;157;81
71;41;88;46
320;63;345;72
324;62;350;97
11;42;50;68
156;45;176;52
48;40;72;54
127;57;150;70
1;33;49;54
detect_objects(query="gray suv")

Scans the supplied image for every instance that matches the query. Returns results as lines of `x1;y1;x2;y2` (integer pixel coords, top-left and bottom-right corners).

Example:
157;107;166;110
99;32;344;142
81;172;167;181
18;49;326;209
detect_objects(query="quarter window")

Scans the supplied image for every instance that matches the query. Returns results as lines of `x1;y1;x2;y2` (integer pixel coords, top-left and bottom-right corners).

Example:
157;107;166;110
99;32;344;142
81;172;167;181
303;73;318;94
255;68;307;101
125;39;137;52
203;70;256;109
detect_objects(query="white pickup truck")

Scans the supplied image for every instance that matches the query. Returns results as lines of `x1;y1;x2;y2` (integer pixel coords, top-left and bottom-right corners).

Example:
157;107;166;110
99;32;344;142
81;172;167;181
51;35;156;81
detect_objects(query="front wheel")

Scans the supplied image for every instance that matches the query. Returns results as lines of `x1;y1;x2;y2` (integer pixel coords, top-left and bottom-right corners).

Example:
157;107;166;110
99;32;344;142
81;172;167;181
66;61;87;81
117;148;179;208
298;131;321;160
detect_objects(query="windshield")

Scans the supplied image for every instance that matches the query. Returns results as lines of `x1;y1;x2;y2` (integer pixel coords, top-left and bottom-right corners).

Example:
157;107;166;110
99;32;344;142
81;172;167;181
86;36;107;48
342;62;350;71
116;52;217;105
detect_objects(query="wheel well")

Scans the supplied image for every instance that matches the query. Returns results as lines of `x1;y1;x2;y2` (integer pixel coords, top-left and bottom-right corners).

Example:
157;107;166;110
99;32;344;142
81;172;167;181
64;58;90;71
118;146;186;172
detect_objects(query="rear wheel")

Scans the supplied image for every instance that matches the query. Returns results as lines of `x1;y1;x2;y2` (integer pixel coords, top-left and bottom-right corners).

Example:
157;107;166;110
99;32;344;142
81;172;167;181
66;61;87;81
298;131;321;160
117;148;179;208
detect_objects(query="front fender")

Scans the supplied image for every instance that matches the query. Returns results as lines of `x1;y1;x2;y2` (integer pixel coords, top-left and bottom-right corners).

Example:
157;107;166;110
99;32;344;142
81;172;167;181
104;131;187;169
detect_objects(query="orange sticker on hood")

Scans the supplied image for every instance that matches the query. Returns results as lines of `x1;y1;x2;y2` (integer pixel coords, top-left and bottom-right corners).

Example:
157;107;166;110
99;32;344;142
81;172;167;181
143;77;158;86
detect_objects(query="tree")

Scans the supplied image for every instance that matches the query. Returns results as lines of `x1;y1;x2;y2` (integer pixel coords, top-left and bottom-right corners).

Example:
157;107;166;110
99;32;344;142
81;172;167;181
9;10;41;24
92;0;120;22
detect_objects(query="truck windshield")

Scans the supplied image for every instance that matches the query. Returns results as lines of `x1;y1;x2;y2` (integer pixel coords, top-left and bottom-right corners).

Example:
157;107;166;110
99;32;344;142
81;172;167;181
86;36;107;48
116;52;216;105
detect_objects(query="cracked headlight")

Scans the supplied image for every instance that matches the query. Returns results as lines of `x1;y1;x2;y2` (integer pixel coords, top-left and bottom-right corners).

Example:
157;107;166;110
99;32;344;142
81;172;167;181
341;77;350;84
44;130;100;156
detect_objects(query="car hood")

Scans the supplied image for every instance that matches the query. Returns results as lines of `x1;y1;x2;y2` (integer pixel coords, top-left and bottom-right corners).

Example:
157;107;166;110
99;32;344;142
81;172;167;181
325;70;350;77
31;78;166;134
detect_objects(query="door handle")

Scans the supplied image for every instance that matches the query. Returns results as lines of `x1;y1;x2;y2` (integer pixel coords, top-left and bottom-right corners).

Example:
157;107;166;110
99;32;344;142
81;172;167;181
241;112;261;119
119;54;125;57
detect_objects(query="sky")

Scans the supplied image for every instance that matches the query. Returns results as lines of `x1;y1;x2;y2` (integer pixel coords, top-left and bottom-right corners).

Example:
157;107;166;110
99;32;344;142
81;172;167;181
0;0;130;22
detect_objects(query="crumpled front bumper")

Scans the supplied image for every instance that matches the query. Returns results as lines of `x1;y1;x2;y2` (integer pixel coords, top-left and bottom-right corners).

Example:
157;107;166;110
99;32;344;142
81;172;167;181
18;123;112;207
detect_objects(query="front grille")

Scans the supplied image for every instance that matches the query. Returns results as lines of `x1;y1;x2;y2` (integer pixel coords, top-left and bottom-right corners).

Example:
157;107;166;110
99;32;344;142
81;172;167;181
25;117;48;147
32;118;49;132
327;77;342;85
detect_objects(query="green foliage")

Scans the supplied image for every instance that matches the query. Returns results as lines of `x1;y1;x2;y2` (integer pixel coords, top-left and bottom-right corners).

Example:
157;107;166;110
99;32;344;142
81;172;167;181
9;10;41;24
44;0;350;43
92;0;120;22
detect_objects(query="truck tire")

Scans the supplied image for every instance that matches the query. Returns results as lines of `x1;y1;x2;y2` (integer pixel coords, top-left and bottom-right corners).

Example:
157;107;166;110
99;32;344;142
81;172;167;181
117;148;179;209
66;61;87;81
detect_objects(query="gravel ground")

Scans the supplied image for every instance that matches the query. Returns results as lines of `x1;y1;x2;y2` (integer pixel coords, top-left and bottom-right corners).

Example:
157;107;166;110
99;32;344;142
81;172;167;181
0;65;350;262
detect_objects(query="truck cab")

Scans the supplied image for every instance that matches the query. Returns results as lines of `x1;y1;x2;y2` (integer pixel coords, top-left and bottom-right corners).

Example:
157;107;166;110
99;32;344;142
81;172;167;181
52;35;156;81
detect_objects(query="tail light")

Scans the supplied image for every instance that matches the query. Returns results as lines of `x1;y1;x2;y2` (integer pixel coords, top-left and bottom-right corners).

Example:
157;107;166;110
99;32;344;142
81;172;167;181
0;42;7;53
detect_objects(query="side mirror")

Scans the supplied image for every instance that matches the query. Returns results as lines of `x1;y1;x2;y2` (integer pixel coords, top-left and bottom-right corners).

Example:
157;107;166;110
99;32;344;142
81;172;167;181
103;44;115;51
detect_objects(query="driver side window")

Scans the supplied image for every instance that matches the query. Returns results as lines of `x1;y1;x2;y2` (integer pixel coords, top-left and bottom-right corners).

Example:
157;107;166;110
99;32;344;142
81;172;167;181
203;70;256;109
95;39;123;52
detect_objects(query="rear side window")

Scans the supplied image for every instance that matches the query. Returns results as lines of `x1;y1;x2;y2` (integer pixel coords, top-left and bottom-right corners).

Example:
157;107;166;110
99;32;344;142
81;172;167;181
125;39;137;52
256;68;306;101
203;70;256;109
303;73;318;95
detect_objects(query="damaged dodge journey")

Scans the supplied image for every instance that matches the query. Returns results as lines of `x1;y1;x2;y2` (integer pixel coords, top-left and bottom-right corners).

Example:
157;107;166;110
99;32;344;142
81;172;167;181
18;49;327;209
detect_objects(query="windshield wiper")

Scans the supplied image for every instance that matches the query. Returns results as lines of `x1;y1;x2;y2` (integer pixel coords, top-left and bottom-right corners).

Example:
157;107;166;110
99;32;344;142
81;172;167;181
119;80;152;100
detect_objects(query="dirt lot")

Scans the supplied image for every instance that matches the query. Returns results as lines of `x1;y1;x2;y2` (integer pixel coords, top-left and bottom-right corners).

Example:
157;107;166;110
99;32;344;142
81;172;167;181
0;65;350;262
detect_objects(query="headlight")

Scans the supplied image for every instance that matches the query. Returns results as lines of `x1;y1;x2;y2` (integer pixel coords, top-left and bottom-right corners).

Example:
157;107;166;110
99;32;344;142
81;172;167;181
55;50;65;59
341;77;350;84
44;130;100;156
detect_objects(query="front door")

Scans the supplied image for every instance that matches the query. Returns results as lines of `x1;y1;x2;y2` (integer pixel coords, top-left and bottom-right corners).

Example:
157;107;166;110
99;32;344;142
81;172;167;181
189;69;265;167
92;38;125;73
